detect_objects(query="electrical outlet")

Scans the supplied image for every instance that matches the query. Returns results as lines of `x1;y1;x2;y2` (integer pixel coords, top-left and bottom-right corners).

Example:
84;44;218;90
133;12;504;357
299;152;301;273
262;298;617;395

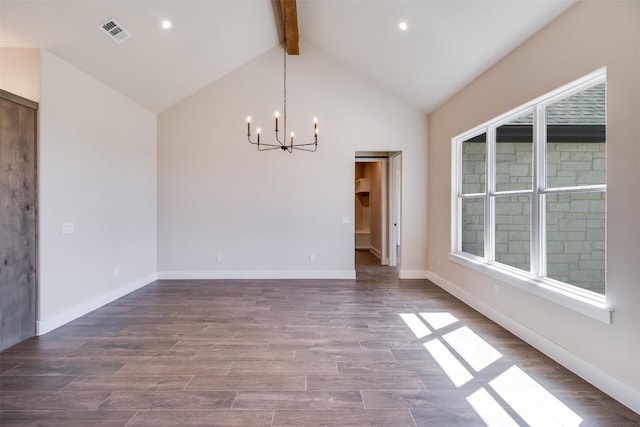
309;253;316;262
216;254;223;262
61;222;75;234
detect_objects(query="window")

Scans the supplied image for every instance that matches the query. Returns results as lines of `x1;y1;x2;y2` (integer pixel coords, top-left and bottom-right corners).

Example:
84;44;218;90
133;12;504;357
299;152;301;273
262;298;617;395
452;70;606;308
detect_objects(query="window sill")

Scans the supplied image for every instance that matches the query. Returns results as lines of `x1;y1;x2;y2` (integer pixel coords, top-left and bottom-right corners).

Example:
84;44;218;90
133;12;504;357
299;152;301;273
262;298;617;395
448;253;612;324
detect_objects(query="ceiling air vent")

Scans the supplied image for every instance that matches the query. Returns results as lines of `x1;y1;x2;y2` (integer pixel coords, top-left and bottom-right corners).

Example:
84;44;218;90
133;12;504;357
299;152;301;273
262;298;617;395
98;18;131;44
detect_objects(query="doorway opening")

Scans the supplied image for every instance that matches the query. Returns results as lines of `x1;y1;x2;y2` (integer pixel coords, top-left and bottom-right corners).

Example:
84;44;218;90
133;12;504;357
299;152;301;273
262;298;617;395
354;151;402;270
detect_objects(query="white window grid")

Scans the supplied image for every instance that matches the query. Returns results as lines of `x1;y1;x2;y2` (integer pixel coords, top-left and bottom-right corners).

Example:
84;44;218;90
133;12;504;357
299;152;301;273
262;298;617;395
451;69;606;302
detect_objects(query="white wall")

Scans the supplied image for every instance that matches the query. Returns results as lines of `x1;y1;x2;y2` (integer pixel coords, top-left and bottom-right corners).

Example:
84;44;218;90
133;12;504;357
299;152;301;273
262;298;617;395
0;48;39;102
158;42;428;279
427;0;640;412
38;50;158;333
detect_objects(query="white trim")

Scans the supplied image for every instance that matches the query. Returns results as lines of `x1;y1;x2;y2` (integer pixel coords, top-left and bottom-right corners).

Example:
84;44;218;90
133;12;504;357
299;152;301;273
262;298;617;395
381;159;389;265
424;270;639;415
370;247;382;260
399;269;429;279
36;273;157;335
389;152;402;268
449;253;611;323
451;139;459;253
158;270;356;280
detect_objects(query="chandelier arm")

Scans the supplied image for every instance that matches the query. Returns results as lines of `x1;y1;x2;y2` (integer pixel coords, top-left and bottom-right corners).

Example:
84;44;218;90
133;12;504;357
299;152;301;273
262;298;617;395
248;135;280;147
250;141;282;148
258;145;283;151
291;141;317;147
292;145;318;152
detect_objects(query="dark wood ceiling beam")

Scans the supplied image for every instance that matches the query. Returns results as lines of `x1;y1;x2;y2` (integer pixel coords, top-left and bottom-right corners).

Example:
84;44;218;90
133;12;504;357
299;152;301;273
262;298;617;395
279;0;299;55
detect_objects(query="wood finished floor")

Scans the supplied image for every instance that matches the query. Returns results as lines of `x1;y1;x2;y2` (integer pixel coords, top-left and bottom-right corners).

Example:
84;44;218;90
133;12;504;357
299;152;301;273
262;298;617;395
1;251;639;426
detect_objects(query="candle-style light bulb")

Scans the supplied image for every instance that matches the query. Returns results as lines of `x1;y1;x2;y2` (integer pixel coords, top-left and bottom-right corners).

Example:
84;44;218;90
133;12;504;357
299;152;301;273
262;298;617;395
275;111;279;132
275;111;280;118
313;117;318;124
247;116;251;123
256;128;261;143
290;132;295;138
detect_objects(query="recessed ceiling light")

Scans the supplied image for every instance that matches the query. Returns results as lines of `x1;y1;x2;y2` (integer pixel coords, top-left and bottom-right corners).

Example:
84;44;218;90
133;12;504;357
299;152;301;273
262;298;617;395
161;20;172;30
399;21;408;31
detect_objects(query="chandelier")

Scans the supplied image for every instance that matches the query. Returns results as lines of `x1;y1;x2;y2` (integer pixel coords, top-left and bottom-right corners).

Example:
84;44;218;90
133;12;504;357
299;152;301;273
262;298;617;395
246;41;318;152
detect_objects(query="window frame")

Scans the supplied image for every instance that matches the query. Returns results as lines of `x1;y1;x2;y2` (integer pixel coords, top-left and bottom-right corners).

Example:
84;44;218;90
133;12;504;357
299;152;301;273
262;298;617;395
450;68;611;323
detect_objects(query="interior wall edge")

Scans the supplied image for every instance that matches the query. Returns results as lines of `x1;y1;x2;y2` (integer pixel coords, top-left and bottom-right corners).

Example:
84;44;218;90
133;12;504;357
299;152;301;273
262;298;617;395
425;270;640;415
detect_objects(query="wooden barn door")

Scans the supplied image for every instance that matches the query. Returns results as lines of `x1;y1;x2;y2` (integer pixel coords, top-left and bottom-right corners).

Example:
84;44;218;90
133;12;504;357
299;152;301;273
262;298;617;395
0;90;37;350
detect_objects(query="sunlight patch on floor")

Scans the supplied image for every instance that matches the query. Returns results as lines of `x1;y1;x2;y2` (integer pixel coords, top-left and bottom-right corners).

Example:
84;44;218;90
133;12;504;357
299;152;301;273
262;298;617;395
466;387;520;427
423;339;473;387
399;313;431;339
419;312;458;330
490;366;583;426
400;312;584;426
443;326;502;372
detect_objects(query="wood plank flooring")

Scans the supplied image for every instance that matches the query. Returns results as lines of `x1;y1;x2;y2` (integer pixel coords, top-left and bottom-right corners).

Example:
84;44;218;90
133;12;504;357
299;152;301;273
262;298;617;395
1;251;639;426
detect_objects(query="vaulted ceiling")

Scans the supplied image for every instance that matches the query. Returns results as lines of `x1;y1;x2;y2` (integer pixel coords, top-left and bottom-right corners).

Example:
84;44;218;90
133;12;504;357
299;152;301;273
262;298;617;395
0;0;576;113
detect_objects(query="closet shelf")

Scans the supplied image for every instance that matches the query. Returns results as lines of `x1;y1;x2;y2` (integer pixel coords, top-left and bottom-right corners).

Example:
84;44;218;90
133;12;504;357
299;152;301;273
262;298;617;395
355;178;370;194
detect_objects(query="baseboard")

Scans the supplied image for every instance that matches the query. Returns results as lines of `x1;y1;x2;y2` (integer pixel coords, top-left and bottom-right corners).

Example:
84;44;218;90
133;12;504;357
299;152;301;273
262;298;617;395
369;247;382;259
425;270;640;415
36;273;158;336
399;269;429;279
157;270;357;280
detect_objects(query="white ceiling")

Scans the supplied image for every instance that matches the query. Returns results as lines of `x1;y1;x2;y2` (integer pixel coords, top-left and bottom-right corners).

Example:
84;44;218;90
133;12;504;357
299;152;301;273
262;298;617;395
0;0;576;113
